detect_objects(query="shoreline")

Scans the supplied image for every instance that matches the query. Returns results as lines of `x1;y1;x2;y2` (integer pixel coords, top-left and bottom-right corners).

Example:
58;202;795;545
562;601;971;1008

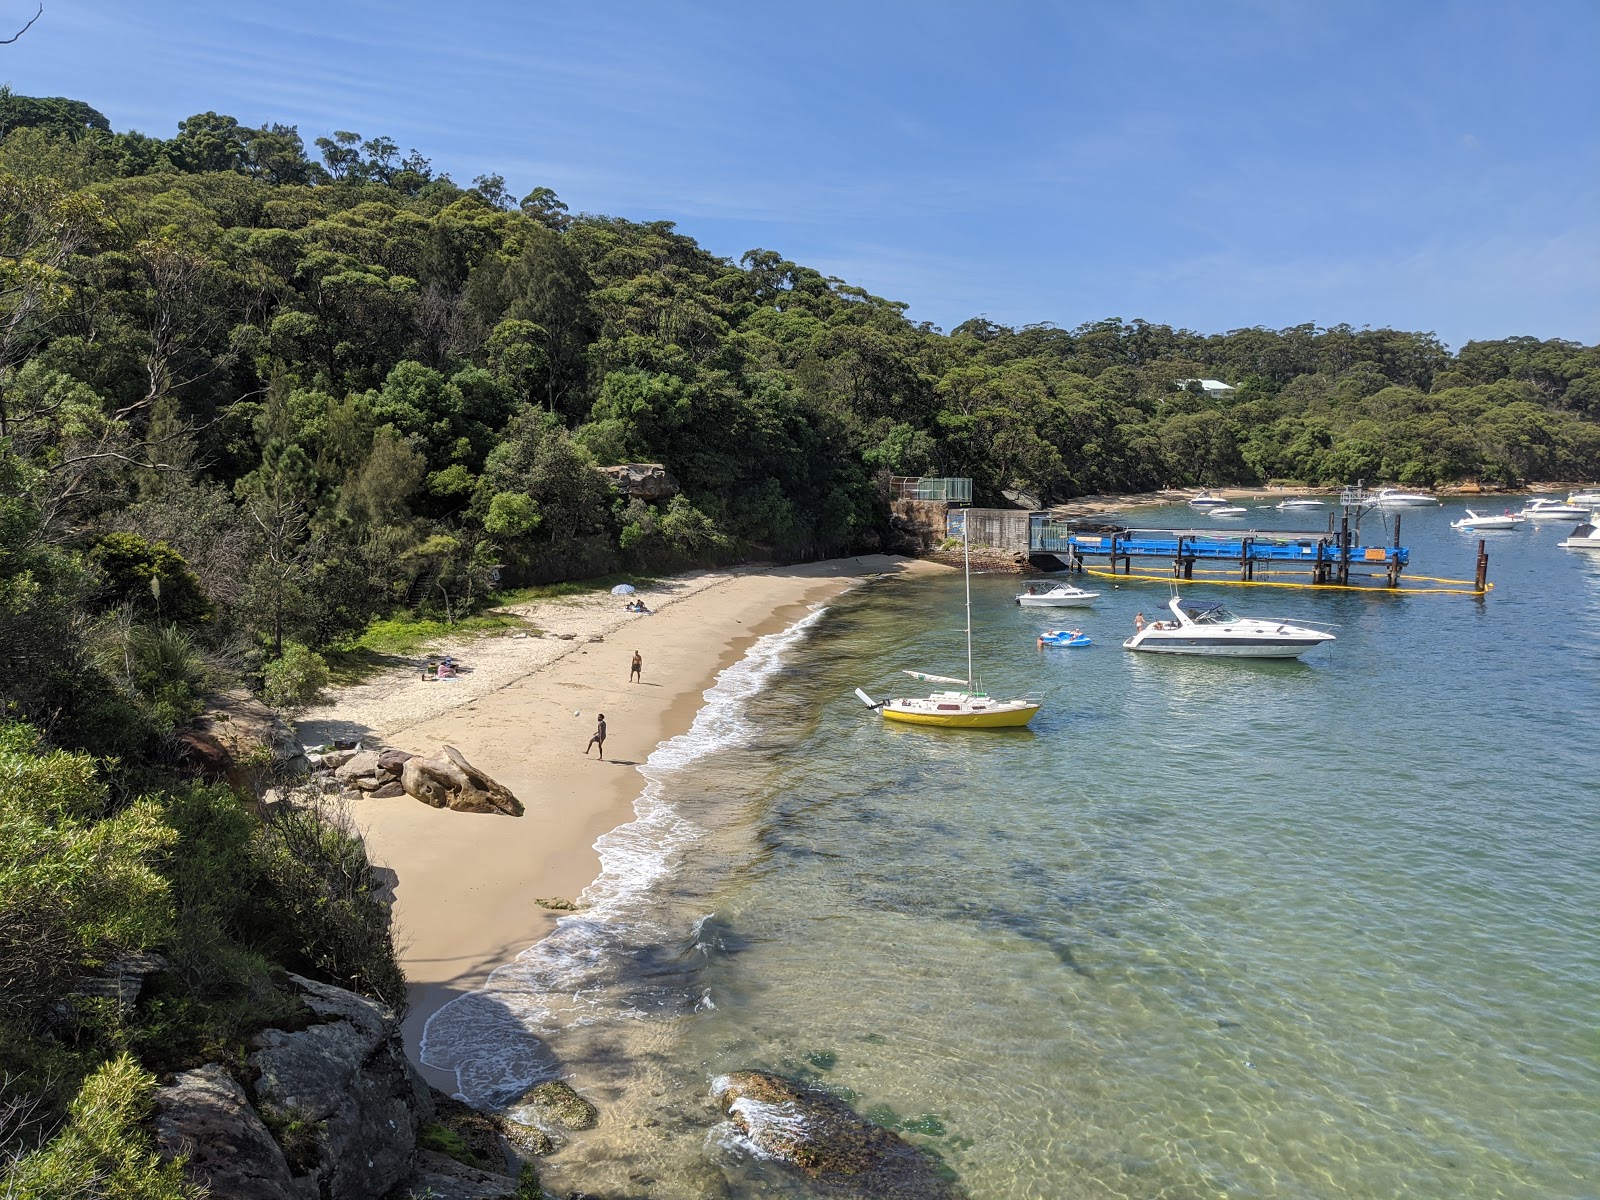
295;554;949;1091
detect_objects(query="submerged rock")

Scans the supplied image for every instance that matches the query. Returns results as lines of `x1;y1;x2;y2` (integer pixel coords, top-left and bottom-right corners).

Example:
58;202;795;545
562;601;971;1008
509;1078;599;1132
713;1071;964;1199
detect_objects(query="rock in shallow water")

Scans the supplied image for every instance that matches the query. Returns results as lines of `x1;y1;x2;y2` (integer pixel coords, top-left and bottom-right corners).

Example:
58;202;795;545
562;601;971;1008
713;1071;965;1199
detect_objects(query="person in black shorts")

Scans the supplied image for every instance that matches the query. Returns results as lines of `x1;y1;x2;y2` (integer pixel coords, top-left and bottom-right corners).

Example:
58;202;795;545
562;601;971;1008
586;713;607;759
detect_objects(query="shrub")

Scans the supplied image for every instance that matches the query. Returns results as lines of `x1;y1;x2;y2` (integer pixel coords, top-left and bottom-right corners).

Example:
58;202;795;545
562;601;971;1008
261;643;330;712
0;725;175;1037
0;1055;200;1199
251;793;406;1010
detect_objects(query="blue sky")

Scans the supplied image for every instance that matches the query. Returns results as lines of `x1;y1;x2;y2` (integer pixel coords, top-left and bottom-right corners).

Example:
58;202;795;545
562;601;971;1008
5;0;1597;349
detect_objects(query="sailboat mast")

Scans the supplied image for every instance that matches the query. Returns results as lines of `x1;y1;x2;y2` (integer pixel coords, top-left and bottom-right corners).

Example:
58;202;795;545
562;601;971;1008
963;522;973;691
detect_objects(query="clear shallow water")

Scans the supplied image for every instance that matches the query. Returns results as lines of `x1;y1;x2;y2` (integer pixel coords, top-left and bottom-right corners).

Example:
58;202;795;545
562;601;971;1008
423;501;1600;1199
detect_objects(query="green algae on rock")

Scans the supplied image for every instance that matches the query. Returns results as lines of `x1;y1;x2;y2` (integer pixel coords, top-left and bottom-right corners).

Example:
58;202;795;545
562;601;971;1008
712;1071;965;1199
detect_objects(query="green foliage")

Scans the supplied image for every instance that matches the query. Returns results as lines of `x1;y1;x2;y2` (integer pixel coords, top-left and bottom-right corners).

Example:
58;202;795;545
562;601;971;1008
0;1055;201;1200
485;490;541;537
252;795;407;1009
0;725;176;1037
261;643;331;711
418;1123;488;1168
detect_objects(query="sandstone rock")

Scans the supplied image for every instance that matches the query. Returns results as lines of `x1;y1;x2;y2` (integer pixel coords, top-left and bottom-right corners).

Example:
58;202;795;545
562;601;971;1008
509;1079;597;1132
713;1071;964;1199
377;748;414;774
173;730;244;790
314;748;357;771
351;776;384;791
198;690;312;783
369;779;406;799
72;952;166;1015
154;1064;300;1200
249;974;431;1200
334;750;383;782
400;747;524;816
405;1150;520;1200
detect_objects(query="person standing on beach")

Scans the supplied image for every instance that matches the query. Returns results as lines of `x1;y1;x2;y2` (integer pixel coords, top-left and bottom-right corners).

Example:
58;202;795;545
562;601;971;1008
586;713;607;759
630;650;642;683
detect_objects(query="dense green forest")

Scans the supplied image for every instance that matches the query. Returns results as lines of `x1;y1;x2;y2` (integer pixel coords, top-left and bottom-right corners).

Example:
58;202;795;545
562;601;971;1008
4;88;1599;694
1;89;1598;1193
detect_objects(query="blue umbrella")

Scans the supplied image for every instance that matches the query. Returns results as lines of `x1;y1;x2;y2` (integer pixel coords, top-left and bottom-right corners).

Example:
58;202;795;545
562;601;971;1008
611;583;636;595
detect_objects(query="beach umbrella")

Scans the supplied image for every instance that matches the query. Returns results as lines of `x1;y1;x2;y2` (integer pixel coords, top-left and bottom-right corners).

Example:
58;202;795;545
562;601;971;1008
611;583;636;595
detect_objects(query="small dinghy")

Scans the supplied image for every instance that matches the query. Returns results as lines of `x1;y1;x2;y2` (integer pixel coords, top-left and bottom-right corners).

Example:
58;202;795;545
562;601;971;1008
1037;630;1092;648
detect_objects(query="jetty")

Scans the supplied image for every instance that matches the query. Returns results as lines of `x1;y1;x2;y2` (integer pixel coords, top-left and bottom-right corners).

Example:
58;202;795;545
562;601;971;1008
926;484;1493;594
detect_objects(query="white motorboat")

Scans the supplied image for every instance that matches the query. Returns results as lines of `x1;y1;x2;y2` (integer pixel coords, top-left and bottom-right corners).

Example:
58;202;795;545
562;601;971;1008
1566;489;1600;507
1123;596;1336;658
1207;505;1249;518
1374;487;1439;508
1518;497;1590;521
1450;508;1522;531
1016;581;1100;607
1275;498;1325;510
1558;511;1600;550
1187;491;1229;508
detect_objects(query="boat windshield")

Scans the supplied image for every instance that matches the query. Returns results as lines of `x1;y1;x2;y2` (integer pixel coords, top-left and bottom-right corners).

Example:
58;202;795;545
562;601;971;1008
1179;602;1236;624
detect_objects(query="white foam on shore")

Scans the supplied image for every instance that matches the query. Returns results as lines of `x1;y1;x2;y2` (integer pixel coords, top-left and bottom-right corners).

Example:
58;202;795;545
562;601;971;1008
420;606;829;1105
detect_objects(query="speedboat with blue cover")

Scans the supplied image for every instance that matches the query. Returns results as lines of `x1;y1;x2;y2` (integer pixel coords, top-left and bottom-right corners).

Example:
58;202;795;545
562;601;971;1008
1123;596;1335;658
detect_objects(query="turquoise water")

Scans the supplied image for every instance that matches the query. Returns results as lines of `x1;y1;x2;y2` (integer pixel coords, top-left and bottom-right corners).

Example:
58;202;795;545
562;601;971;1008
424;501;1600;1198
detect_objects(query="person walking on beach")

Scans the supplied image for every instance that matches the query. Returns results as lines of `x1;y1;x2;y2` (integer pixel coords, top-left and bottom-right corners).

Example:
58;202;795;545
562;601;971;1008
586;713;607;760
630;650;642;683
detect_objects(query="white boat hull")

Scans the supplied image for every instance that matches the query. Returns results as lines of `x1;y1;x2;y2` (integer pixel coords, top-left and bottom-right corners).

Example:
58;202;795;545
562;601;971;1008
1559;537;1600;550
1017;593;1098;607
1122;637;1329;658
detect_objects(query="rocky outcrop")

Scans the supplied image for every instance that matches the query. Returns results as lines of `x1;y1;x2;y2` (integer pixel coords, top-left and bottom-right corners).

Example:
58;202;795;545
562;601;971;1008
407;1151;524;1199
247;974;431;1200
202;690;312;782
713;1071;964;1199
400;746;524;815
599;461;679;500
313;742;521;816
154;1065;303;1200
154;975;439;1199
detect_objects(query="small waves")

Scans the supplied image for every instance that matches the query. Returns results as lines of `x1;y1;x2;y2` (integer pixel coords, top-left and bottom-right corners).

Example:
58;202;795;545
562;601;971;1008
420;606;829;1106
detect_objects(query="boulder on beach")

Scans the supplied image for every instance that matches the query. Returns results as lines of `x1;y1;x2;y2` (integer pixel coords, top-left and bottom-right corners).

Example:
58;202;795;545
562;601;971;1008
713;1071;964;1199
401;745;524;815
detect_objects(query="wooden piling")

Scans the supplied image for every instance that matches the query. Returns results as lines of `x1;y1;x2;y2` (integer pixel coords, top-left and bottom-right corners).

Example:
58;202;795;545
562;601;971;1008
1476;539;1489;591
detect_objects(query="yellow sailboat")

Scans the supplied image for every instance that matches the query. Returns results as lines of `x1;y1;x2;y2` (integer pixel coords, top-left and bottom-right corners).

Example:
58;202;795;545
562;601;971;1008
855;524;1041;730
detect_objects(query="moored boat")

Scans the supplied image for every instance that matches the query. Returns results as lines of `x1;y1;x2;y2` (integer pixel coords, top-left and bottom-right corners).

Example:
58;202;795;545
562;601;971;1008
1123;596;1335;658
1187;490;1229;508
1558;511;1600;550
856;526;1040;728
1016;581;1100;607
1566;489;1600;507
1207;504;1249;518
1518;497;1589;521
1275;497;1326;510
1374;487;1439;508
1451;508;1522;531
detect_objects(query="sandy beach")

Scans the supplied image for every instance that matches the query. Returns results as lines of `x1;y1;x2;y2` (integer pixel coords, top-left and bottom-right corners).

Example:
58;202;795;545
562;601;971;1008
296;554;947;1086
